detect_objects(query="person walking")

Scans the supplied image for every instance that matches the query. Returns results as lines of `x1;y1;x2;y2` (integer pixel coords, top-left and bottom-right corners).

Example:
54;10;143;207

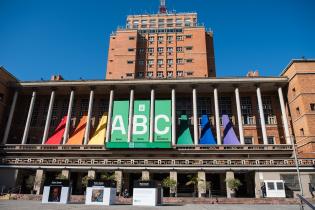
309;183;314;198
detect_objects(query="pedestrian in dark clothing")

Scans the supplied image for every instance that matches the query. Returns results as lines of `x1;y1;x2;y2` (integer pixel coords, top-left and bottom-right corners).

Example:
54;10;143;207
261;183;266;198
309;183;314;198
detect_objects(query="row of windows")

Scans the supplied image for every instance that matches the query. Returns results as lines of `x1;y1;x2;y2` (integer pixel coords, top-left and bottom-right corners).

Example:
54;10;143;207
175;96;276;125
129;22;196;29
295;103;315;115
131;58;193;66
137;28;183;34
28;99;108;128
145;34;192;41
140;46;192;54
127;71;192;78
128;17;196;24
127;17;197;25
244;136;275;144
137;46;189;54
127;58;193;65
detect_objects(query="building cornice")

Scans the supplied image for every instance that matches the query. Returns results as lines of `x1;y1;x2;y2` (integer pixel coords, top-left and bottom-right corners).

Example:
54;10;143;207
280;59;315;76
15;77;288;88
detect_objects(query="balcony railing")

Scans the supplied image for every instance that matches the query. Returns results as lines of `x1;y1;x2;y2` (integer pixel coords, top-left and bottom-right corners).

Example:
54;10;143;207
267;115;277;125
242;116;256;125
0;144;293;151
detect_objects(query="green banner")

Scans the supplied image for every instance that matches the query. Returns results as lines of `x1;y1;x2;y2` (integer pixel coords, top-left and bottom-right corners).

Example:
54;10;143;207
132;100;150;142
154;100;171;142
110;100;129;142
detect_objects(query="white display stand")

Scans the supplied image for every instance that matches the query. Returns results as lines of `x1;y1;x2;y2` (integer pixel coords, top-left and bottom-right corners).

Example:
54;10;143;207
132;181;163;206
85;187;116;205
264;180;286;198
133;188;158;206
42;180;70;204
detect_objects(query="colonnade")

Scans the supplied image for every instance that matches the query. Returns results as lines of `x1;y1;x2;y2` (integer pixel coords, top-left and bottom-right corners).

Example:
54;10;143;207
1;86;291;145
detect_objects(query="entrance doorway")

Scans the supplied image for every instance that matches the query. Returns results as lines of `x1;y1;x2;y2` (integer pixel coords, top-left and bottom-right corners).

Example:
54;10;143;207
206;173;226;197
152;172;169;196
234;171;255;197
126;172;142;196
177;173;195;197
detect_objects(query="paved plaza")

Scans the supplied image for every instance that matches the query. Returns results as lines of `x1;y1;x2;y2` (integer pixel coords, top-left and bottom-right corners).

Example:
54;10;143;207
0;200;307;210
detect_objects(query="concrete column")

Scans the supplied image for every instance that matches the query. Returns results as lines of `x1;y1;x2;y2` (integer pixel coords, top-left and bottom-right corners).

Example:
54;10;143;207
214;88;221;145
21;91;36;144
127;89;134;142
88;170;96;179
235;87;245;144
149;89;155;142
192;88;198;145
278;87;291;144
33;169;45;195
198;171;206;197
63;90;74;144
225;171;235;198
84;89;94;145
42;90;56;144
171;88;176;146
254;172;262;198
141;170;150;181
61;169;70;179
105;89;114;142
170;171;177;196
2;91;18;145
300;174;312;198
115;170;123;195
256;86;268;144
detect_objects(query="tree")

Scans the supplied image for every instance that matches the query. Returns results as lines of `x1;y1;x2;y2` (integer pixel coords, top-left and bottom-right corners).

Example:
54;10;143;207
185;174;203;197
161;176;177;197
225;178;242;197
55;173;68;180
100;172;116;181
81;175;94;188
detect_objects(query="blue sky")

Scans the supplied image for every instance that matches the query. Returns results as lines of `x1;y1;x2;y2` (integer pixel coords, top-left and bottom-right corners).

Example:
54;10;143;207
0;0;314;81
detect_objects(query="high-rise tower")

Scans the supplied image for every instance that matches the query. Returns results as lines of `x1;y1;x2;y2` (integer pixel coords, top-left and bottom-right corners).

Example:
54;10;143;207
106;0;215;79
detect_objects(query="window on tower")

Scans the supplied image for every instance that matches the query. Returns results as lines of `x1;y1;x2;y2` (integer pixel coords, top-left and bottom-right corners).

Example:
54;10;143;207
157;71;164;78
176;71;184;77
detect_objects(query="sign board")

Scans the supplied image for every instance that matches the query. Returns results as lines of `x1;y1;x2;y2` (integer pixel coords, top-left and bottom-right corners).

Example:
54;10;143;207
85;187;116;205
132;100;150;142
133;188;158;206
107;99;172;148
85;180;116;205
154;100;171;142
42;180;70;204
111;100;129;142
132;180;162;206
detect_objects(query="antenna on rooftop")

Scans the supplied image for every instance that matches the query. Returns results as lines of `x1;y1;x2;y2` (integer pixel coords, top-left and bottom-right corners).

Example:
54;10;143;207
159;0;167;14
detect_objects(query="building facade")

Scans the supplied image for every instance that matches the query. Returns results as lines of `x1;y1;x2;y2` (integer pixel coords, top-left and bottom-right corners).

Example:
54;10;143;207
0;1;315;199
106;4;215;79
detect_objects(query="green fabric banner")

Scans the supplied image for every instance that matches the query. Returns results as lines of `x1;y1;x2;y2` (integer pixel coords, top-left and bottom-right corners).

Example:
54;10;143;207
132;100;150;142
110;100;129;142
154;100;171;142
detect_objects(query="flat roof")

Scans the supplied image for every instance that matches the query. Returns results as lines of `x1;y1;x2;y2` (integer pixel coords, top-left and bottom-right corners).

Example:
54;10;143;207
127;12;197;18
280;59;315;76
17;76;288;88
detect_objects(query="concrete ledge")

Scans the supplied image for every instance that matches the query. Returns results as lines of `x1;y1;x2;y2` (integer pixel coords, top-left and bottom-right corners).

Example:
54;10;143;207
6;194;315;205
